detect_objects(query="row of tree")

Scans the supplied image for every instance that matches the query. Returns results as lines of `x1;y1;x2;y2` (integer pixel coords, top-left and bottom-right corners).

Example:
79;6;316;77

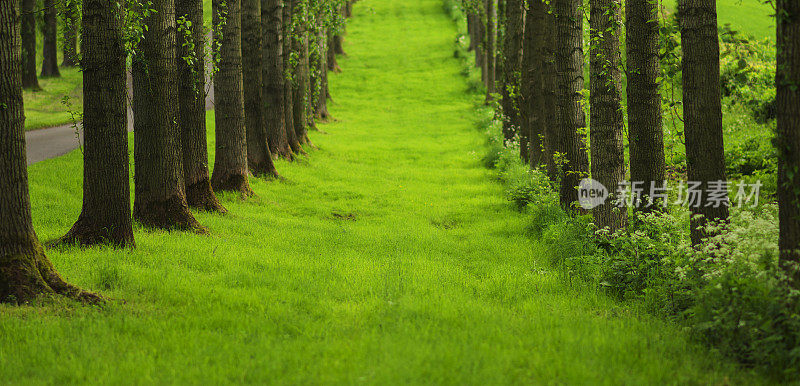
19;0;80;89
0;0;354;303
466;0;799;283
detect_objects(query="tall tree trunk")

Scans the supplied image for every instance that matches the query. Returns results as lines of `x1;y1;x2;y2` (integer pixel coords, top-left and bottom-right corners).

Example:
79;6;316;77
554;0;589;211
61;0;79;67
626;0;666;212
177;0;226;213
313;27;331;121
467;12;476;52
212;0;254;194
345;0;352;18
485;0;496;98
501;0;523;146
521;0;545;167
478;10;487;82
291;0;311;145
133;0;204;231
59;0;134;246
333;5;346;56
679;0;728;244
589;0;626;231
327;31;341;72
283;0;302;154
541;8;559;180
40;0;60;77
263;0;292;159
1;2;96;303
20;0;38;89
242;0;279;177
777;0;800;285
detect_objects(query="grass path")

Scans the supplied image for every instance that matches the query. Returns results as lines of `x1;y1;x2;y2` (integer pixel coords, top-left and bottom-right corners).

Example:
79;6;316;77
1;0;765;383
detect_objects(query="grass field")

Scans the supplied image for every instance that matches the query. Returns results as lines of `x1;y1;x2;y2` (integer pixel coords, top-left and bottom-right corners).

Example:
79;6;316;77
0;0;770;383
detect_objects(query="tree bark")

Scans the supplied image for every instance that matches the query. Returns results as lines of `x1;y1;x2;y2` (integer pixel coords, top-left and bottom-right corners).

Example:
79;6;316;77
40;0;60;77
59;0;135;247
133;0;205;232
61;0;79;67
177;0;227;213
484;0;497;98
626;0;666;212
501;0;523;146
211;0;254;194
263;0;292;159
312;27;331;121
333;33;345;55
554;0;589;211
1;2;97;303
327;31;341;72
541;8;559;180
678;0;729;244
283;0;302;154
589;0;627;231
291;0;311;144
521;0;545;168
20;0;38;89
242;0;279;177
777;0;800;285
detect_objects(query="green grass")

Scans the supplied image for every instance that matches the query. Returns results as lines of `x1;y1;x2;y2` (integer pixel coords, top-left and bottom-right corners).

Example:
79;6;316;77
0;0;769;383
715;0;776;40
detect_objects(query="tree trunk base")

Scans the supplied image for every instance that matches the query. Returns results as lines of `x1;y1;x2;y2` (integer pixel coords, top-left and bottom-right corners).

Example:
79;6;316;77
211;173;253;197
249;160;280;179
55;217;135;248
270;144;294;161
1;245;101;304
186;178;227;214
134;195;208;233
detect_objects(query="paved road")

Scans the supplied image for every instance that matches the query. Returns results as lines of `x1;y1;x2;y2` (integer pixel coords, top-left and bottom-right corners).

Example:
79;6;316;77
26;42;215;165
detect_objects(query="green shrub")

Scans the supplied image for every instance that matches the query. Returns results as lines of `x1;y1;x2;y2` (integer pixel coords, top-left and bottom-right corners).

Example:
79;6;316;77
719;25;777;123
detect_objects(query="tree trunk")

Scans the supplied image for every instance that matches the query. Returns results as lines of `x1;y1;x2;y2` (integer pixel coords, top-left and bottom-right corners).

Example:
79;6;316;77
626;0;666;212
467;12;476;52
20;0;38;89
777;0;800;285
242;0;279;177
679;0;728;244
313;27;331;121
345;0;352;18
589;0;627;231
291;0;311;145
541;8;559;180
61;0;79;67
133;0;205;232
263;0;292;159
177;0;227;213
211;0;254;194
477;11;487;81
554;0;589;211
521;0;545;168
59;0;134;247
327;31;341;72
283;0;302;154
333;33;345;55
1;2;97;303
40;0;60;77
501;0;523;146
485;0;496;98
